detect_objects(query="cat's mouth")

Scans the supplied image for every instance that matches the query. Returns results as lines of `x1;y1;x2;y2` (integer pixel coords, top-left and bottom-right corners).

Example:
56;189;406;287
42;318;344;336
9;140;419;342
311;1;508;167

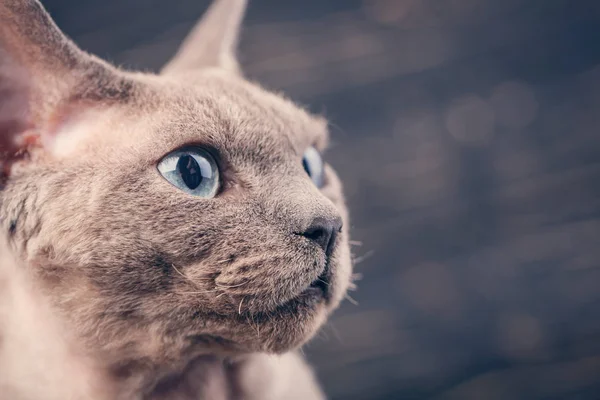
303;259;332;302
308;272;328;295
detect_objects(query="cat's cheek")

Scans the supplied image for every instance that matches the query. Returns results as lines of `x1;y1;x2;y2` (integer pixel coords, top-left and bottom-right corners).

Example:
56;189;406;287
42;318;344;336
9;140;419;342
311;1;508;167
37;106;98;159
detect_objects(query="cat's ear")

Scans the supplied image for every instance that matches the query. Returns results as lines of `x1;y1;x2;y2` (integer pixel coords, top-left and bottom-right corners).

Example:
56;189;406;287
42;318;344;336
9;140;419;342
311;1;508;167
161;0;247;75
0;0;125;179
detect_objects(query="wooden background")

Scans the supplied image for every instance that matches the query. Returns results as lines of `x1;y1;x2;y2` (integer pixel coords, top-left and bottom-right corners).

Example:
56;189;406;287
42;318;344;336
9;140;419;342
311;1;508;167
43;0;600;398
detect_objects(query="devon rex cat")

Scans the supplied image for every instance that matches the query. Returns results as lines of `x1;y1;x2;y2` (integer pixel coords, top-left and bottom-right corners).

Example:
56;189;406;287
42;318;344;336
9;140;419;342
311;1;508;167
0;0;353;398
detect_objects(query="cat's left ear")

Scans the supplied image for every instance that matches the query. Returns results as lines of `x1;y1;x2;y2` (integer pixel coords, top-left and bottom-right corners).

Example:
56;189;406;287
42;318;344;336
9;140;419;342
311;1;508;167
161;0;247;75
0;0;129;182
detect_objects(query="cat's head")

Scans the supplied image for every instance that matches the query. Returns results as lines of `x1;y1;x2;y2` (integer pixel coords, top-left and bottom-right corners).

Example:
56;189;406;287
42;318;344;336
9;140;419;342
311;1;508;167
0;0;352;366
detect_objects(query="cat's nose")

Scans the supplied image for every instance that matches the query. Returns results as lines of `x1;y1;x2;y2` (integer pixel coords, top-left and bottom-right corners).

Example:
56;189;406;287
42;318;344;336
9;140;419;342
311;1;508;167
301;216;343;255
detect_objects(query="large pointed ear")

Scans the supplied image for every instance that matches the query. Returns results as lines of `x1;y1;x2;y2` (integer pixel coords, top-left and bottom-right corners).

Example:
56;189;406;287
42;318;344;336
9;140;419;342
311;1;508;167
0;0;128;181
161;0;248;75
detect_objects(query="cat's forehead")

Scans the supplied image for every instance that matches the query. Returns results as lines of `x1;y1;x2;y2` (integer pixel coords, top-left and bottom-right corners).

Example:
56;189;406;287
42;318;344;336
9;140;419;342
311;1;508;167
149;70;328;153
53;70;329;164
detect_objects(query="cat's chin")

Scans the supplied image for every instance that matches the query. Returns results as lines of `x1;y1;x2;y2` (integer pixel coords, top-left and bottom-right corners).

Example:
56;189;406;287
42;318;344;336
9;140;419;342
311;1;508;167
236;286;328;353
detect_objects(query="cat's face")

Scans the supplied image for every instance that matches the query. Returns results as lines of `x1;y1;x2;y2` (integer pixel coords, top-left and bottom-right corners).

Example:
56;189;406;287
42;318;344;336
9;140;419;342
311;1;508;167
0;0;351;366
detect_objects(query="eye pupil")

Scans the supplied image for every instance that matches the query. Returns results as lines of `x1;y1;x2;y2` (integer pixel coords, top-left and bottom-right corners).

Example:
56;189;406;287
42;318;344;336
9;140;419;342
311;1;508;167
177;155;202;190
158;148;219;198
302;158;311;177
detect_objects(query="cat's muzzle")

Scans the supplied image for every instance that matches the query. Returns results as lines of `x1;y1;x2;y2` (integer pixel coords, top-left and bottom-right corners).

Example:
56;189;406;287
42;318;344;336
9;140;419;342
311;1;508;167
301;218;341;303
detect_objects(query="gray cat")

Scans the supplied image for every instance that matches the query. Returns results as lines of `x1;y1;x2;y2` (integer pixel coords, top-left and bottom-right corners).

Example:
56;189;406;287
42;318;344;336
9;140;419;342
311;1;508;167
0;0;353;399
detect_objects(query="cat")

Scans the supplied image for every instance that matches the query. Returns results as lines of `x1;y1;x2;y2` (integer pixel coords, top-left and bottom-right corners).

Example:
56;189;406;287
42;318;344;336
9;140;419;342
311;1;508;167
0;0;353;399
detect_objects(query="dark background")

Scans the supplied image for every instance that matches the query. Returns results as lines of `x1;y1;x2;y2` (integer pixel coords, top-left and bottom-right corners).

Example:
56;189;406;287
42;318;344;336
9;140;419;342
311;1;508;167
43;0;600;399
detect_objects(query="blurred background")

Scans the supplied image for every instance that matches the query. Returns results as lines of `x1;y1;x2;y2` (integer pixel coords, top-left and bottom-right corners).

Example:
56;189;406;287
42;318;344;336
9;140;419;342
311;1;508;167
43;0;600;398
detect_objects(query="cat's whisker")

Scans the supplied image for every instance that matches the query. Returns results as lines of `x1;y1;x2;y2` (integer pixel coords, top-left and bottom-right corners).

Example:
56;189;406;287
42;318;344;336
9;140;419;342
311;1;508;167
351;273;363;282
348;240;363;247
214;292;227;300
348;273;362;291
187;277;214;282
323;322;342;343
345;294;359;306
317;278;329;286
178;291;215;295
171;264;203;287
244;315;254;333
171;264;188;280
238;297;245;315
325;119;348;139
352;250;374;265
251;312;260;339
172;265;216;295
216;281;249;289
246;311;260;339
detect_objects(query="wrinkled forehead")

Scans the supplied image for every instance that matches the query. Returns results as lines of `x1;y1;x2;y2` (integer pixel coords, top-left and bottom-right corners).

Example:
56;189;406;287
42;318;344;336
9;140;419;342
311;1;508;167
51;71;329;167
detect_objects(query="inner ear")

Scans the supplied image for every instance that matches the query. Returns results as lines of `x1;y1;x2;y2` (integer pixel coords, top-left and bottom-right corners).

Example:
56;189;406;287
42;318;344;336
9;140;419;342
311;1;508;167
0;51;32;181
0;0;133;181
161;0;248;75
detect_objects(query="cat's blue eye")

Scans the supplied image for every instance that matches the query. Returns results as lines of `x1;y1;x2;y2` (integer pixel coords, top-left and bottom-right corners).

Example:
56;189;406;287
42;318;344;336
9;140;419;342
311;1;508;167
302;146;325;188
157;148;220;198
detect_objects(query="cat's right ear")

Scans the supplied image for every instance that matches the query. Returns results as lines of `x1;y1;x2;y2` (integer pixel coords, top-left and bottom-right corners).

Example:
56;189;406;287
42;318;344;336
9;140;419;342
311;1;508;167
0;0;123;180
161;0;248;75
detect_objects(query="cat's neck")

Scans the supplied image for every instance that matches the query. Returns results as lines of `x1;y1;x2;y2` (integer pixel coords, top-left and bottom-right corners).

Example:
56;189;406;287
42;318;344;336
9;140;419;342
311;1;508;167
0;240;113;400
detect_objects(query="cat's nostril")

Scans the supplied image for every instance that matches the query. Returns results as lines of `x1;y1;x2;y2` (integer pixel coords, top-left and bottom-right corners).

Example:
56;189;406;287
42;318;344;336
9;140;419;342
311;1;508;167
302;216;343;255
